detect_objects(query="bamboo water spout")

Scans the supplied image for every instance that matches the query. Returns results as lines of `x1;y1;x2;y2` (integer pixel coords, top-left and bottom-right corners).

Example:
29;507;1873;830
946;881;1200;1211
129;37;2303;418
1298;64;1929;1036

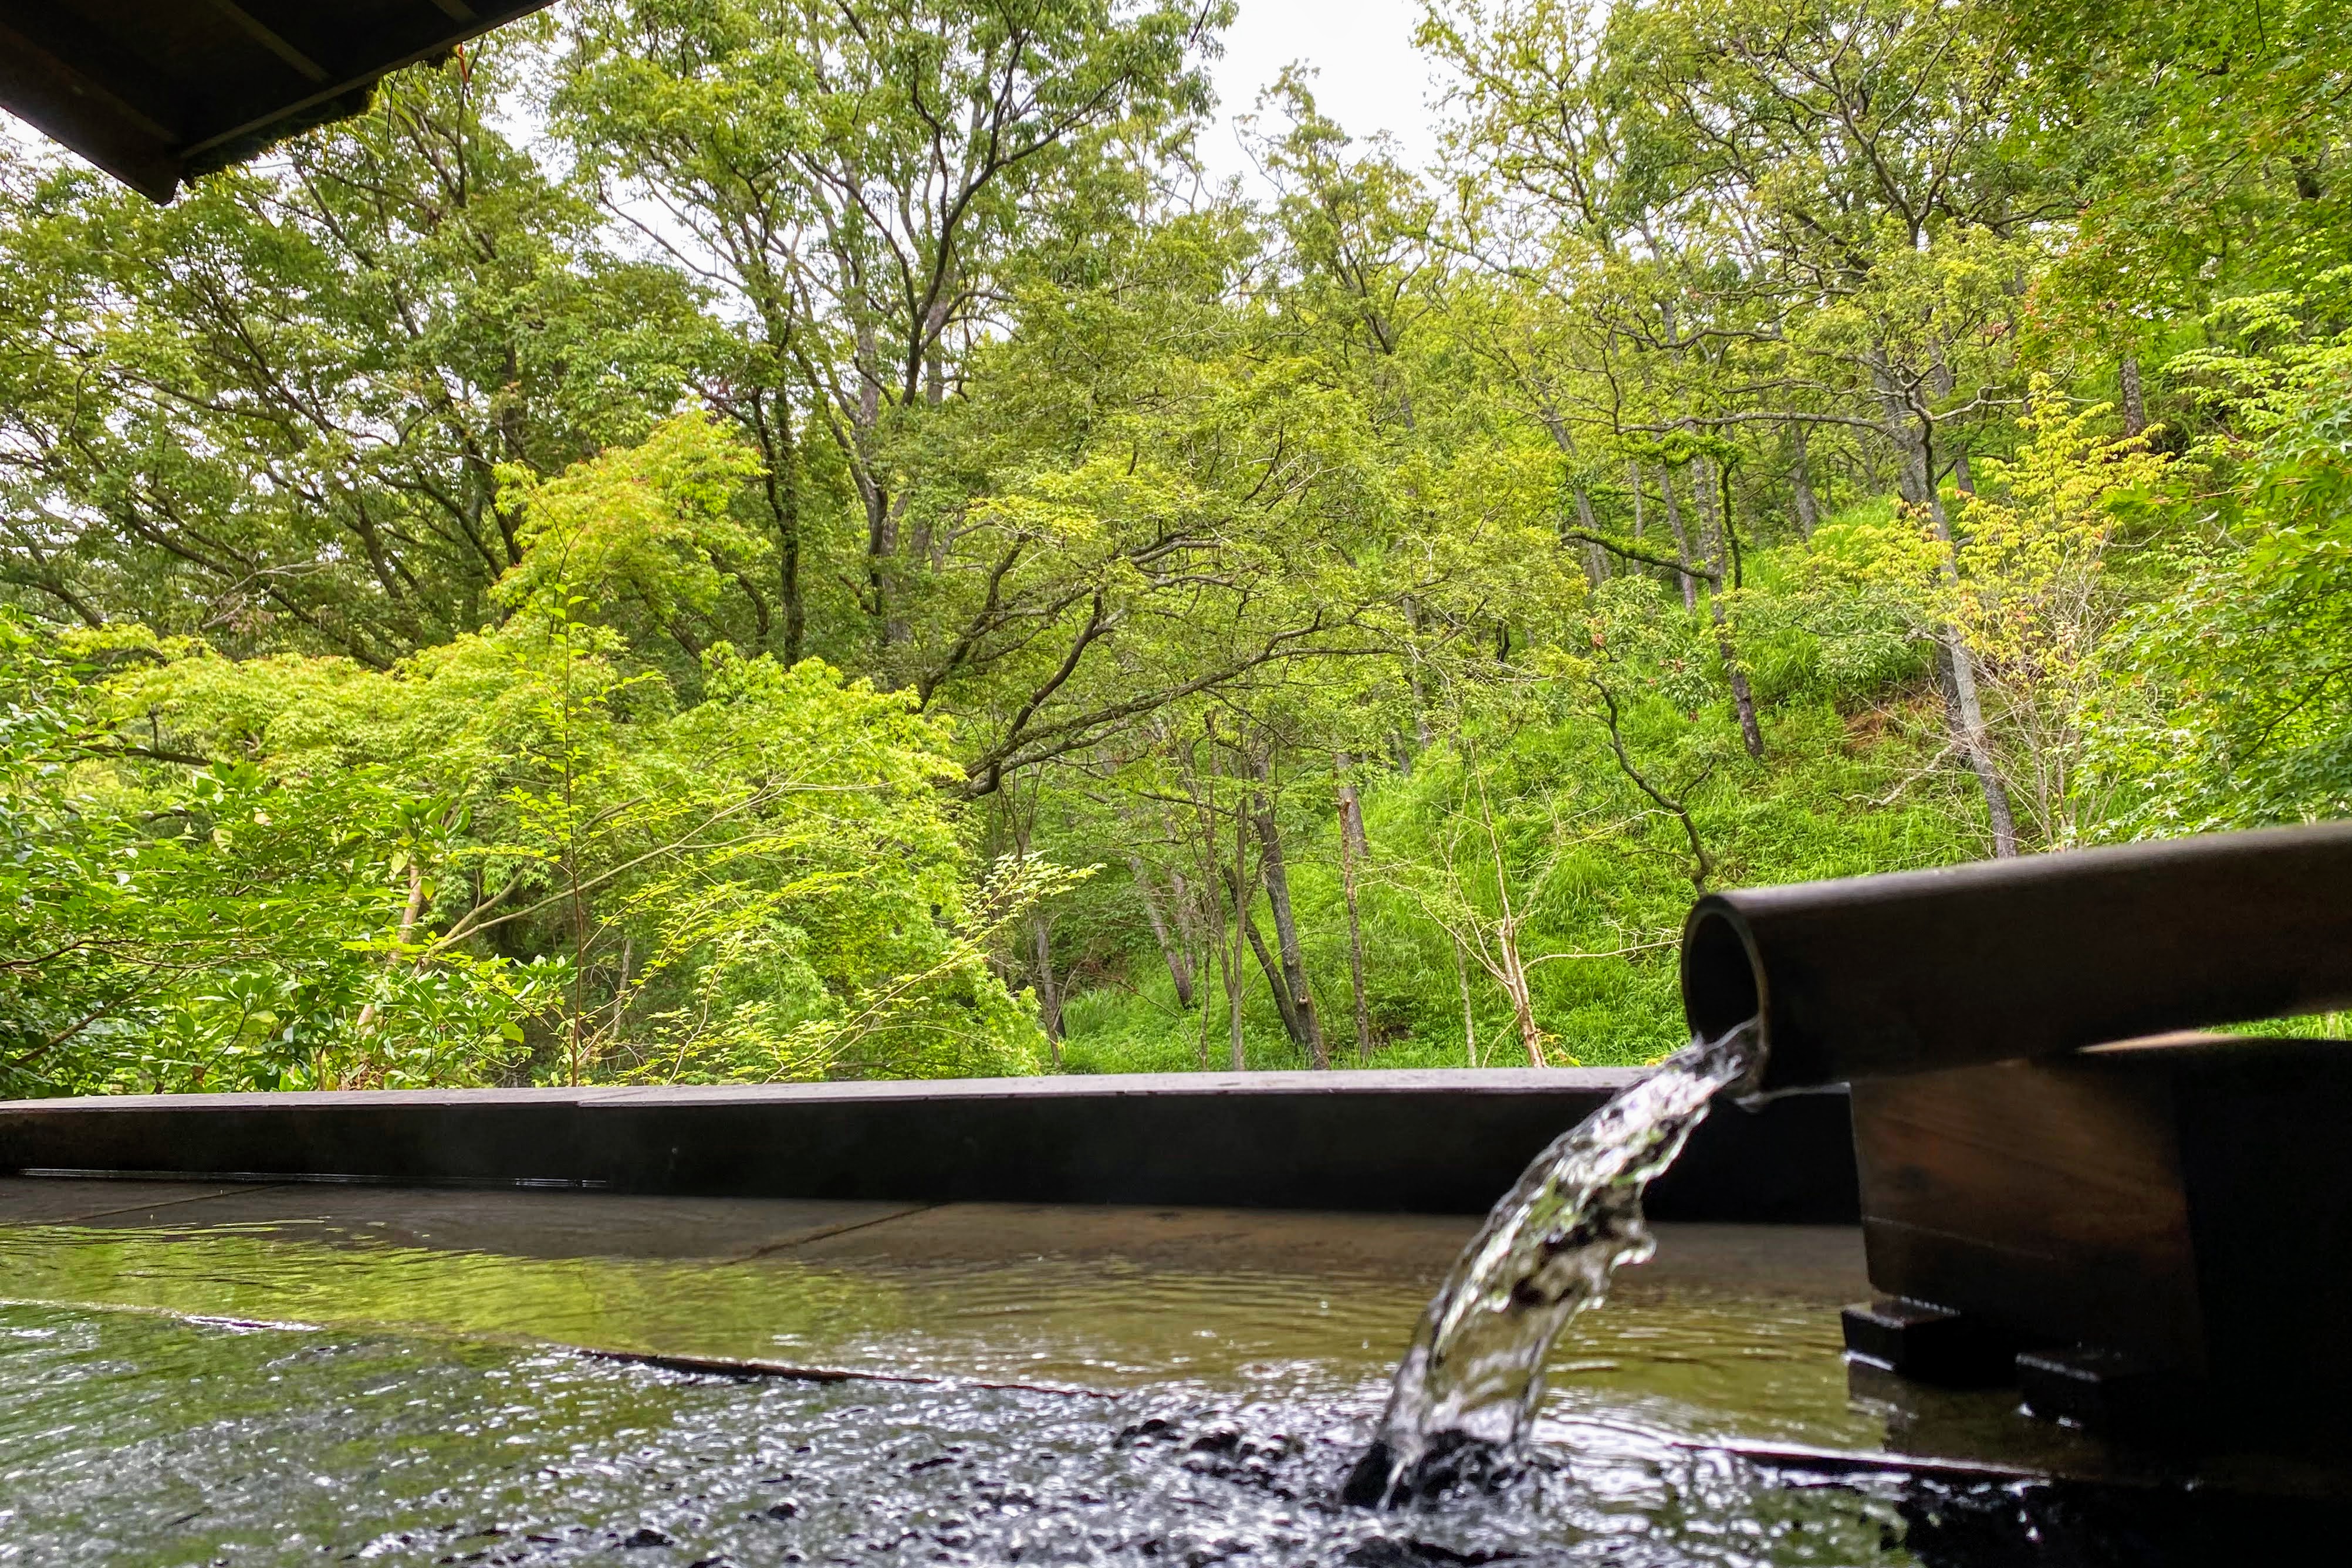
1680;822;2352;1097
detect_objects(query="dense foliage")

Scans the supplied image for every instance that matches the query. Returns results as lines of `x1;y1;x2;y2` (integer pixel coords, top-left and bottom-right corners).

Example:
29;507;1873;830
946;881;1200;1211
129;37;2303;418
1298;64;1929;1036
4;0;2348;1094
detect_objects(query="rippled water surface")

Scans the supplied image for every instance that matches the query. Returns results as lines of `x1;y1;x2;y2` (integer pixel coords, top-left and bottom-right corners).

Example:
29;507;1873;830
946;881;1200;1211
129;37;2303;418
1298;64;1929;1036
0;1219;1877;1438
0;1191;2322;1566
0;1299;1933;1567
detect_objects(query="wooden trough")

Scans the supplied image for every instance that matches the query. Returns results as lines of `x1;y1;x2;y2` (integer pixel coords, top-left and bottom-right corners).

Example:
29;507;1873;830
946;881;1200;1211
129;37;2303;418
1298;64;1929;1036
1845;1034;2352;1436
1679;822;2352;1441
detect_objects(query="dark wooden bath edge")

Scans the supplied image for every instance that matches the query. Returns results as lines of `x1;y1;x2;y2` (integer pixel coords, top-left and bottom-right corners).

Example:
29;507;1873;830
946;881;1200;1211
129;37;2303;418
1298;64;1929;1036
0;1069;1857;1221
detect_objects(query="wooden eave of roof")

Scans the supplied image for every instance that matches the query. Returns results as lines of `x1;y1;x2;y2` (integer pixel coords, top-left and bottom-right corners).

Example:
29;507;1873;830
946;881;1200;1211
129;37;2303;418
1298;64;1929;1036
0;1;557;201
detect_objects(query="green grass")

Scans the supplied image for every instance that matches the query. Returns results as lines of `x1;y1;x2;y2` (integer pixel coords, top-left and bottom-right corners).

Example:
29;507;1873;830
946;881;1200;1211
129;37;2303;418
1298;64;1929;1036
1050;688;1985;1076
1055;968;1543;1073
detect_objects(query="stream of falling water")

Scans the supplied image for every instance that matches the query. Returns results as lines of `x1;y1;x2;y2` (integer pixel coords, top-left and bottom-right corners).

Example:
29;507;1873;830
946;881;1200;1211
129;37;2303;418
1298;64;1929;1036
1345;1018;1768;1506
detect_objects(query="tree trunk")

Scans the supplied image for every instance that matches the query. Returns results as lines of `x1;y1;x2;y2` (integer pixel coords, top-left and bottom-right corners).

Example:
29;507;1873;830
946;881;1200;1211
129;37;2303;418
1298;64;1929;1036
2120;353;2147;437
1128;855;1195;1009
1165;862;1211;1068
1250;757;1326;1066
1695;459;1766;760
1400;596;1434;751
1937;627;2019;857
353;857;429;1039
745;388;806;664
1031;913;1063;1065
1179;741;1244;1073
1226;795;1249;1070
1211;881;1241;1071
1211;745;1300;1052
846;322;913;655
1712;601;1765;760
1790;425;1820;539
1627;459;1646;543
1466;759;1548;1068
1168;864;1205;1019
1228;890;1300;1042
1662;467;1699;614
1333;754;1374;1066
1917;458;2020;858
1572;487;1608;584
1452;940;1479;1068
1501;947;1545;1068
610;932;632;1050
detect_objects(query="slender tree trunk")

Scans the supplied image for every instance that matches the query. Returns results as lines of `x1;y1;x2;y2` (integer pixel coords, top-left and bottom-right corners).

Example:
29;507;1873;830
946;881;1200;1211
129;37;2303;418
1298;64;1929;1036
1167;864;1211;1068
2120;353;2147;437
1228;800;1252;1069
1693;456;1722;560
1880;381;2020;856
1572;487;1608;584
774;394;805;664
1467;763;1547;1067
1231;892;1301;1043
1246;756;1323;1064
744;388;807;664
353;858;428;1038
1181;741;1245;1072
1208;836;1243;1072
610;933;632;1052
1937;628;2019;857
1031;914;1063;1065
1128;855;1195;1009
1333;754;1374;1066
1662;467;1699;614
1002;771;1066;1057
1712;604;1765;760
1452;940;1478;1068
1596;680;1714;890
1169;864;1205;1020
1222;920;1245;1070
1400;596;1434;751
1790;425;1820;539
924;289;950;407
1628;459;1646;543
1695;459;1766;760
1501;947;1545;1068
1917;454;2020;858
844;322;917;655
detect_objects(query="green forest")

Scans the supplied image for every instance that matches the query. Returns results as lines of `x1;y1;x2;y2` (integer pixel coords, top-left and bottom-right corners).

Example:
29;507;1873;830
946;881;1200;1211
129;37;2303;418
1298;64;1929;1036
4;0;2348;1097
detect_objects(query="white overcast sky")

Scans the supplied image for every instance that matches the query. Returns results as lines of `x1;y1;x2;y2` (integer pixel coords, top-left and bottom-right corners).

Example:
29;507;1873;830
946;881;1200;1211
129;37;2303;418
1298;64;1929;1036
1199;0;1449;187
4;2;1452;193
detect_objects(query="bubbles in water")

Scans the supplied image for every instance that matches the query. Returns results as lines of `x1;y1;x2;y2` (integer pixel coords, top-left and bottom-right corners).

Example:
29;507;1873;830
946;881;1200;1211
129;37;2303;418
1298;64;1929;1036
0;1297;1940;1566
1348;1020;1767;1506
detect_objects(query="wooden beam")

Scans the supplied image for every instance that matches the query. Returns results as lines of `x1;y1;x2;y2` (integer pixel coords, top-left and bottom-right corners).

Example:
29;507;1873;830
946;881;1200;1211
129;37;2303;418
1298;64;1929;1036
176;3;558;168
0;18;181;200
202;1;330;86
0;1;560;202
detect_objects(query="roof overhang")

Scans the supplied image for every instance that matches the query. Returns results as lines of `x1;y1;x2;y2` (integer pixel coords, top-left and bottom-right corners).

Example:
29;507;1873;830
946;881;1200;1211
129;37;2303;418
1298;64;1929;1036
0;1;558;202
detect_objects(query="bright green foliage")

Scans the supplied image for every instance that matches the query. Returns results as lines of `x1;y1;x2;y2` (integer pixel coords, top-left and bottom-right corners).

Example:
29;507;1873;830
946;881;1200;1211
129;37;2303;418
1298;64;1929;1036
5;0;2351;1091
0;614;563;1096
0;45;711;664
2097;352;2352;832
2;418;1052;1093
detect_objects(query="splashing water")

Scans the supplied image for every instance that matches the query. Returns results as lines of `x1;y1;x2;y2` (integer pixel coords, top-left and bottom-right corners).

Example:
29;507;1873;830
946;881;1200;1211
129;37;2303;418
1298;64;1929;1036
1344;1019;1767;1506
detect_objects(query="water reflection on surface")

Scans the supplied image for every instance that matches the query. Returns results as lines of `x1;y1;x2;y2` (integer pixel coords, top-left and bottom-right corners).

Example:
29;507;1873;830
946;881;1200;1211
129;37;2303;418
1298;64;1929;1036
0;1185;2326;1565
0;1299;1929;1567
0;1231;1848;1400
